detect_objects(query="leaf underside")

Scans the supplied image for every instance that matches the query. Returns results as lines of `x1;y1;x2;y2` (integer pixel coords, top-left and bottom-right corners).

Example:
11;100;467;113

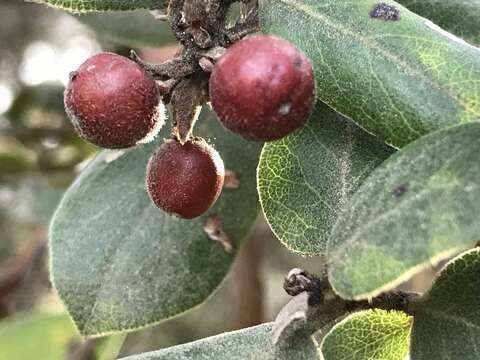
257;102;393;256
411;249;480;360
321;309;412;360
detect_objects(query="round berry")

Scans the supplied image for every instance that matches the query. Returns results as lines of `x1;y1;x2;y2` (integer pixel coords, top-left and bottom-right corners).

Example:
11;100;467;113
146;138;225;219
209;35;315;141
64;52;163;149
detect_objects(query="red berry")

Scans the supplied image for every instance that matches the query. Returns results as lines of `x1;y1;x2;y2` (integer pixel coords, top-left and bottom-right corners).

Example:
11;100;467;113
209;35;315;141
64;52;163;149
146;138;225;219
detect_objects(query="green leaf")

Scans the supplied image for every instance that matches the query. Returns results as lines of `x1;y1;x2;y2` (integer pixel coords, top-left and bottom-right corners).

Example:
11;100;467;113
411;248;480;360
0;313;79;360
31;0;161;12
321;310;412;360
260;0;480;148
328;122;480;300
75;10;176;48
119;323;320;360
49;108;261;336
398;0;480;45
257;103;393;256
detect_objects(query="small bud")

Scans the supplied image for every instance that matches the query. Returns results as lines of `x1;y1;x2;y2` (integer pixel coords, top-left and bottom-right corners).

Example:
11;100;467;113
284;268;314;297
224;169;240;189
202;46;227;62
199;57;215;73
203;214;234;253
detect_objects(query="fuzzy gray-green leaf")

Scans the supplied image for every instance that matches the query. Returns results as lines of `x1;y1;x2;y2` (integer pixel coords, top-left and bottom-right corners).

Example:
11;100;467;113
398;0;480;45
260;0;480;148
49;109;261;336
31;0;161;12
328;122;480;299
411;249;480;360
257;103;393;256
119;323;320;360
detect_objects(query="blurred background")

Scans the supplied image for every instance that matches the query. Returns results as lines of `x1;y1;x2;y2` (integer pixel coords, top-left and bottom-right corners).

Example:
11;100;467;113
0;1;438;359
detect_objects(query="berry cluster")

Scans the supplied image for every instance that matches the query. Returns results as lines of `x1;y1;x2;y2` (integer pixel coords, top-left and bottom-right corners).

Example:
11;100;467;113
64;35;315;219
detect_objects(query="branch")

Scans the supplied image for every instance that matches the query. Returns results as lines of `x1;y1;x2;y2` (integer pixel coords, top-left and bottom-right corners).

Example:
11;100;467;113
130;50;197;81
273;269;420;344
132;0;258;139
167;0;192;46
205;0;231;46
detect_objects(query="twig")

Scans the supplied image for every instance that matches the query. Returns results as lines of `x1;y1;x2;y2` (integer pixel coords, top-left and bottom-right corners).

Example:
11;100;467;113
132;0;260;136
274;269;421;344
130;50;197;81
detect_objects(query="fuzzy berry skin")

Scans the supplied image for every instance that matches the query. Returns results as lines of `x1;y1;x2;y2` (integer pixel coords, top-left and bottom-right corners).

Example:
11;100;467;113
209;35;315;141
146;138;225;219
64;52;162;149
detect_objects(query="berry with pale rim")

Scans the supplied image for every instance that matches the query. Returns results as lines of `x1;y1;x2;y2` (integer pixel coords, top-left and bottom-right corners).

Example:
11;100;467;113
209;35;315;141
64;52;164;149
146;138;225;219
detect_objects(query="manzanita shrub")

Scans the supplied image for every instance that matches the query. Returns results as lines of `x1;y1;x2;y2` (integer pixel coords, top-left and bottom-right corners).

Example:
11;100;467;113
32;0;480;358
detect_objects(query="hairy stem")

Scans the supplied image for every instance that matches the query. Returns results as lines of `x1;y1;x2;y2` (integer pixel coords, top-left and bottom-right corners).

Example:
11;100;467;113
276;269;421;341
130;50;197;81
